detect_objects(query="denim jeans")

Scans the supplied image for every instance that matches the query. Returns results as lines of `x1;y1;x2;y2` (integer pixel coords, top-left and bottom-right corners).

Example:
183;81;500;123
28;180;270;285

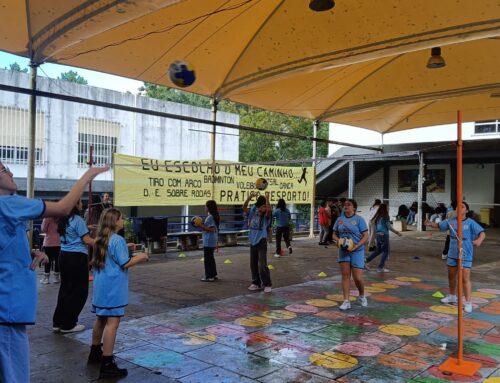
366;233;389;268
250;239;271;287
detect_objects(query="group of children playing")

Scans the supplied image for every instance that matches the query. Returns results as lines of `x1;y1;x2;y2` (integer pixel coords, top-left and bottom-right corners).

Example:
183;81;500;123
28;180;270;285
0;156;487;381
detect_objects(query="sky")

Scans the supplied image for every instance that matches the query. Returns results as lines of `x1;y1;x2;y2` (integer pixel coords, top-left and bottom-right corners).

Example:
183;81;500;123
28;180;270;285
0;51;143;93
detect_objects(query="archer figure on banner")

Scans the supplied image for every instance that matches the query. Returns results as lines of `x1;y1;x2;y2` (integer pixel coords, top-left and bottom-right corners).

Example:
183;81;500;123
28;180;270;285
297;167;308;186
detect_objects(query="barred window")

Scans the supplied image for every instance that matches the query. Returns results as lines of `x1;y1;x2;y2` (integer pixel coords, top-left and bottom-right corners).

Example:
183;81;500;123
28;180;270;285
77;118;120;167
0;106;45;164
475;120;499;134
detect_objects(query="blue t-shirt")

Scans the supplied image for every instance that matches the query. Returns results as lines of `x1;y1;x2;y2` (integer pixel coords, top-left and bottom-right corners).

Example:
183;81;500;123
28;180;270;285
203;214;218;248
92;234;130;309
374;217;392;235
273;208;291;228
0;194;45;324
247;205;269;246
438;217;484;261
60;215;89;254
333;214;368;257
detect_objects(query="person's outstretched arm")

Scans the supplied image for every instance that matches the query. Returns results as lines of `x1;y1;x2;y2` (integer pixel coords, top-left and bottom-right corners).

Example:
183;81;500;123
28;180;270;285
44;166;109;217
243;191;257;214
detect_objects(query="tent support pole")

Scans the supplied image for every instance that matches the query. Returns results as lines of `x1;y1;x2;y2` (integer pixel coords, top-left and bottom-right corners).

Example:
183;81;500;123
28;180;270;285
309;120;319;238
438;110;481;376
27;63;38;248
417;153;424;232
210;98;218;200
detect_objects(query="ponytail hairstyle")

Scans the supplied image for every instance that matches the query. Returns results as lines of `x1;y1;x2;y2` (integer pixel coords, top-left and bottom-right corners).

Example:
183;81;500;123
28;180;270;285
373;203;389;223
277;198;286;211
91;208;122;270
206;200;220;229
57;201;81;241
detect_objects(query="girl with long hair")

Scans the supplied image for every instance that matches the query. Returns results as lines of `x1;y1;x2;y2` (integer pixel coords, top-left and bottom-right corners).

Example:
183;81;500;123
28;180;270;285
197;200;220;282
273;198;292;257
332;199;369;310
88;208;149;378
52;199;94;333
425;201;485;313
365;203;402;272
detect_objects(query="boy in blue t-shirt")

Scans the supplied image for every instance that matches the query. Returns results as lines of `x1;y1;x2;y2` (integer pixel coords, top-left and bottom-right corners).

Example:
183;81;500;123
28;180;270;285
425;201;485;313
243;191;272;293
0;161;108;383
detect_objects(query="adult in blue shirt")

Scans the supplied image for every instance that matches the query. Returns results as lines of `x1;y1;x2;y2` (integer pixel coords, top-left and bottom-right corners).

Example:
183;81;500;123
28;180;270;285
0;161;107;383
332;199;369;311
425;201;485;313
52;199;95;333
272;198;292;257
243;191;272;293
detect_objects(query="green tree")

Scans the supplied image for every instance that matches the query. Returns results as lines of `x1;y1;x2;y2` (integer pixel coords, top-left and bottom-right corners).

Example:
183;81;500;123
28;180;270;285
139;83;211;108
5;62;28;73
140;84;329;162
58;70;88;85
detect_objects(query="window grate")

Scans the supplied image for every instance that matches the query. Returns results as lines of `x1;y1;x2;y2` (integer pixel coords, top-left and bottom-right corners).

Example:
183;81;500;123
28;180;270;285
77;117;120;167
0;106;45;165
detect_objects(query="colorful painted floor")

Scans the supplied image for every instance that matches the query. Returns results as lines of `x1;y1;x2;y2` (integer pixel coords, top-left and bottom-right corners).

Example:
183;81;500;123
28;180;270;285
67;274;500;382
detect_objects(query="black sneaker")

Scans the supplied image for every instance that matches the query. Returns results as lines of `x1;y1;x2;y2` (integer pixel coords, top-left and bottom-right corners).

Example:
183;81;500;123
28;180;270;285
87;344;103;364
288;246;293;254
99;356;128;379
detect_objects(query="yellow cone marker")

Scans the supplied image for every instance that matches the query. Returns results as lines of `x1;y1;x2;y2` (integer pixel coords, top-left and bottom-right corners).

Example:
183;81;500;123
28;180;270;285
432;291;445;298
224;259;233;264
268;264;274;270
318;272;327;277
178;253;186;258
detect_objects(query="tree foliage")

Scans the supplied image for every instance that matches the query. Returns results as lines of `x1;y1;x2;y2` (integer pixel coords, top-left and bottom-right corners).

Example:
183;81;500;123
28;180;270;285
58;70;88;85
140;83;329;162
5;62;28;73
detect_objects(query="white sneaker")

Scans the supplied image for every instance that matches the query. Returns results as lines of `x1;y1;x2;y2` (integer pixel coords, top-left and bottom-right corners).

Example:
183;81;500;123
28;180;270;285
377;268;390;273
248;284;262;291
264;286;272;293
339;300;351;311
60;324;85;333
40;274;50;284
441;294;457;304
274;253;281;258
52;273;60;283
441;253;448;260
464;301;473;313
358;296;368;307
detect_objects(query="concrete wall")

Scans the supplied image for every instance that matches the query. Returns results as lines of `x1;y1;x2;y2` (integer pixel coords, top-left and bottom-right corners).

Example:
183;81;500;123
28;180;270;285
0;70;240;216
0;69;239;185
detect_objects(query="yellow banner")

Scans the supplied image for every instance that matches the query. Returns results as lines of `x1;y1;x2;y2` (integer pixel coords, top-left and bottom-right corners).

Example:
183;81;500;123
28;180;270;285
114;153;313;206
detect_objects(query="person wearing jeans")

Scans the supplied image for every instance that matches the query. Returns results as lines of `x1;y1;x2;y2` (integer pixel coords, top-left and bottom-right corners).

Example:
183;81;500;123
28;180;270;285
273;198;292;257
243;191;272;293
365;204;402;272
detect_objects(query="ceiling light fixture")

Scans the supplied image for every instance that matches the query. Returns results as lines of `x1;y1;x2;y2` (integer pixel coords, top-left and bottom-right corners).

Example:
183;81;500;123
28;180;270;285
309;0;335;12
426;47;446;69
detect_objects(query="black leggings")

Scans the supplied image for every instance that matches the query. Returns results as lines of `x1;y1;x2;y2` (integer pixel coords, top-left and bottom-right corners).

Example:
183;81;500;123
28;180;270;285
275;226;291;254
43;246;60;274
53;251;89;330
